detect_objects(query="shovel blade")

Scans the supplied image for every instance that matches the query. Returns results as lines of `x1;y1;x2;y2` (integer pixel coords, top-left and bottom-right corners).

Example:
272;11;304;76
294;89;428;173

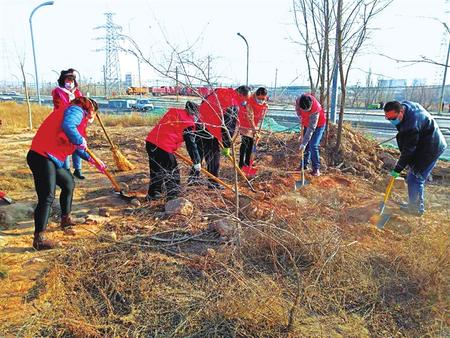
242;165;257;177
294;179;309;191
376;213;391;229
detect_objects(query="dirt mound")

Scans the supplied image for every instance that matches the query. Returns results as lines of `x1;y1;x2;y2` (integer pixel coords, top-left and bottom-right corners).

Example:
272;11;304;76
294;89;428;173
257;123;399;180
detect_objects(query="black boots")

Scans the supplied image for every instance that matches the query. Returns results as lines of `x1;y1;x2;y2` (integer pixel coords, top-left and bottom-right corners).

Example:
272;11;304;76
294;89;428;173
73;169;85;180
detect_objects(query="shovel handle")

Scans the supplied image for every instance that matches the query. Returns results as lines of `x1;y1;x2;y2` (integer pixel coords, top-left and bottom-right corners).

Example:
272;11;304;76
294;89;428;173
383;176;395;205
173;151;235;192
86;148;121;192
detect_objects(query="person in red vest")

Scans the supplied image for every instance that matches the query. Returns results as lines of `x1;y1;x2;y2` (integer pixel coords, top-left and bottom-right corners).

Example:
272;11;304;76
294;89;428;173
27;97;105;250
195;85;251;189
295;93;327;176
238;87;268;169
52;69;86;179
145;101;202;200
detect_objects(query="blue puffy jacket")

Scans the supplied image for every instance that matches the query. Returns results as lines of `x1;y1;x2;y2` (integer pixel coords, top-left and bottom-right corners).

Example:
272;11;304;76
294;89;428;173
394;101;447;174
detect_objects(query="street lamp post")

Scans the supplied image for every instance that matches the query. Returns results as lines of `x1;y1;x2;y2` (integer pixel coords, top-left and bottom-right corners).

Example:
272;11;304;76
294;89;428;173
29;1;54;105
237;32;249;86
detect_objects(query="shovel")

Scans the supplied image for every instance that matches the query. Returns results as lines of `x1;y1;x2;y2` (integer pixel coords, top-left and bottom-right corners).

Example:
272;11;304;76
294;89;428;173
294;152;309;191
374;176;395;229
0;191;13;204
86;148;135;200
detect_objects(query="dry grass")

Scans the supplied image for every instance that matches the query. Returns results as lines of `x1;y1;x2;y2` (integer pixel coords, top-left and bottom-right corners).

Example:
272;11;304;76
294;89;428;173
0;102;160;134
0;102;51;133
99;113;160;127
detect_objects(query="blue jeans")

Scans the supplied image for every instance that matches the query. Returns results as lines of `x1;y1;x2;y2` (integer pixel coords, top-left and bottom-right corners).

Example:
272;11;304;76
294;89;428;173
64;153;82;170
303;126;325;170
406;158;438;213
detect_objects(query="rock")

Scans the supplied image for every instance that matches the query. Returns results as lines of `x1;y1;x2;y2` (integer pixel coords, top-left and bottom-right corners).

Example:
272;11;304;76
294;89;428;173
394;177;406;189
130;198;141;207
165;198;193;217
85;214;104;225
123;208;134;216
208;219;233;237
119;182;130;193
0;202;35;227
154;211;166;220
99;207;111;217
98;231;117;242
380;152;397;169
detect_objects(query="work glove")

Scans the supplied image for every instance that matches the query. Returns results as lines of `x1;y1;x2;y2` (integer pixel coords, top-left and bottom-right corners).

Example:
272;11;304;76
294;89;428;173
299;144;306;153
193;163;201;172
88;156;106;174
76;137;87;150
390;170;400;178
222;148;231;157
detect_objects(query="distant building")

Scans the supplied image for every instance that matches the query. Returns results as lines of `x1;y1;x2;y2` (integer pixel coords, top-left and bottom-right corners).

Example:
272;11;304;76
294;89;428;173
124;73;137;88
377;79;407;87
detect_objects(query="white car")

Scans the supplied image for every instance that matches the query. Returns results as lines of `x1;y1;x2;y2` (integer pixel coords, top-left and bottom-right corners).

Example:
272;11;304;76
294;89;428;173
132;99;154;112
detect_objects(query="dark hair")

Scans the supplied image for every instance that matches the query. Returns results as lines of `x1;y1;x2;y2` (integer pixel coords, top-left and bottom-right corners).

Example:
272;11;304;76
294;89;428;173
298;94;312;110
383;101;402;113
71;97;98;112
255;87;268;96
236;85;251;96
57;68;78;88
185;101;199;115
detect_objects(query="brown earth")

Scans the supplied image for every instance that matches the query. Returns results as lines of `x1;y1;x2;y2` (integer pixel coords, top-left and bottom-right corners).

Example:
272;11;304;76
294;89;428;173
0;124;449;336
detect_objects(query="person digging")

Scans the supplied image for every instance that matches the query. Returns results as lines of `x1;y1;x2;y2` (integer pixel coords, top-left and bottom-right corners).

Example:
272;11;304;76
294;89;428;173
195;85;251;189
27;97;106;250
384;100;447;216
295;93;327;176
145;101;202;201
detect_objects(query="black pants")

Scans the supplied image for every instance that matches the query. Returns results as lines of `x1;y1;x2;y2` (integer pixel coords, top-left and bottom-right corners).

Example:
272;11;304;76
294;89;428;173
194;132;220;180
146;142;180;199
239;135;254;168
26;150;75;233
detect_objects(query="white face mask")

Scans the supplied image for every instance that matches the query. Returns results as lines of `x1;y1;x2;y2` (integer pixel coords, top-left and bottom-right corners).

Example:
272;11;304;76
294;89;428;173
65;82;75;90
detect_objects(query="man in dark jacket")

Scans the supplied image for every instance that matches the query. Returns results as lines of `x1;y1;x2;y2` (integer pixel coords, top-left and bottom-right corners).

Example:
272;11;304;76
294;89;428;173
384;101;447;216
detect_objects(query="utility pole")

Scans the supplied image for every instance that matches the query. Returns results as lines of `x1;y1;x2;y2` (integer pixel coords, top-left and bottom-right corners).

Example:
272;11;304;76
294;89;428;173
19;61;32;130
103;65;107;98
438;38;450;113
273;68;278;100
175;66;179;102
207;55;211;84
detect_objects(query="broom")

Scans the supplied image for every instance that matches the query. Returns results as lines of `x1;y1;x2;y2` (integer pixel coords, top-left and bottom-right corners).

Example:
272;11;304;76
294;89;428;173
96;113;135;171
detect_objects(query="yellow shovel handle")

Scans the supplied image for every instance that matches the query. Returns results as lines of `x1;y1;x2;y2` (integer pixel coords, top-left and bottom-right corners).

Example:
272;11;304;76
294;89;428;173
383;176;395;205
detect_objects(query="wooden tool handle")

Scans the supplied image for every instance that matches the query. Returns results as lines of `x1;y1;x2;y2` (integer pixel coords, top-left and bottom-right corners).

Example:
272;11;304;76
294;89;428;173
86;148;121;192
96;113;115;148
174;151;235;192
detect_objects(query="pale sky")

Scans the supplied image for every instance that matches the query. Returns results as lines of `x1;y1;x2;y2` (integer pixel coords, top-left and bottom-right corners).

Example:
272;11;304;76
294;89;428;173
0;0;449;88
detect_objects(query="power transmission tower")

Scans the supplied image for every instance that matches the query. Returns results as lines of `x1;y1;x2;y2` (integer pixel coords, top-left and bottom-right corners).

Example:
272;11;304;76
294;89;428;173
94;13;123;97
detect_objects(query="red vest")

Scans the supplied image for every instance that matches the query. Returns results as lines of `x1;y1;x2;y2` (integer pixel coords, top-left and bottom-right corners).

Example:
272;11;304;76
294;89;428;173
31;107;88;161
239;96;268;129
51;87;83;111
296;94;326;128
199;88;240;141
145;108;195;153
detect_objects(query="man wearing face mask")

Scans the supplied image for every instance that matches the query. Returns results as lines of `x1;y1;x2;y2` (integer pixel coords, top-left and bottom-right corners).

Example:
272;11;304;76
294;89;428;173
384;101;447;216
52;69;86;179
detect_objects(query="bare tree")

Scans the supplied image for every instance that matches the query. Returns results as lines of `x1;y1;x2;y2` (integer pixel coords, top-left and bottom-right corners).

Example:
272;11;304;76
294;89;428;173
292;0;336;105
335;0;392;152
